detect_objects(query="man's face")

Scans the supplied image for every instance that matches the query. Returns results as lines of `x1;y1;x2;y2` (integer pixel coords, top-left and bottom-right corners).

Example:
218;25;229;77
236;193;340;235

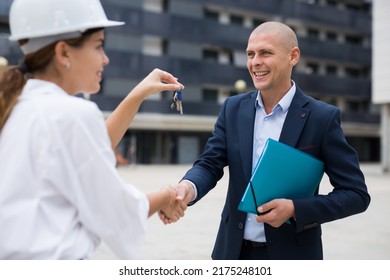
246;31;294;96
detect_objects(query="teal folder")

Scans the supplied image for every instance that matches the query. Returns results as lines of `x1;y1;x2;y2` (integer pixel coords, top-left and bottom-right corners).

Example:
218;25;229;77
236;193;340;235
238;138;324;215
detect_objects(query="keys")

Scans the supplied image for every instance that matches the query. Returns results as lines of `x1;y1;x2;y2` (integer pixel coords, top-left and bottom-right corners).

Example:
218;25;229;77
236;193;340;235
170;90;183;114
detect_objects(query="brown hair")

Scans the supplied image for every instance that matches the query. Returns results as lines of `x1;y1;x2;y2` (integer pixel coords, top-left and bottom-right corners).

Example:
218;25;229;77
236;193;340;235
0;28;103;131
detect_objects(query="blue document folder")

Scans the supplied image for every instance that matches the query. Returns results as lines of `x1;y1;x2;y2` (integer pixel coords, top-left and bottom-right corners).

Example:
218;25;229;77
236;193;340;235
238;138;324;215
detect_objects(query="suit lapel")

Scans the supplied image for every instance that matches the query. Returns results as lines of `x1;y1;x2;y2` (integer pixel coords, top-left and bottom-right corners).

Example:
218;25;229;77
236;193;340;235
279;88;310;147
236;89;311;179
238;91;257;181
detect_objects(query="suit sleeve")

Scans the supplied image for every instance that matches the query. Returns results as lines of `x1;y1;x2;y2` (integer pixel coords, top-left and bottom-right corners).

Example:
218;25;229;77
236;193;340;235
293;107;371;232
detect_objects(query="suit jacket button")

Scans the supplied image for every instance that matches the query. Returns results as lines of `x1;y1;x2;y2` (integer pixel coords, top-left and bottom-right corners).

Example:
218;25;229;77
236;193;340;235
238;223;244;230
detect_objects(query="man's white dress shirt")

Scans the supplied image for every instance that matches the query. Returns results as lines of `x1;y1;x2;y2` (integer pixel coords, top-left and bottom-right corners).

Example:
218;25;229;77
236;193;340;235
243;82;296;242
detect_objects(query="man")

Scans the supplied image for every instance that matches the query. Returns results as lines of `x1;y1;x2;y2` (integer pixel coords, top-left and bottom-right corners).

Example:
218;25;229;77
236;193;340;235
161;21;370;260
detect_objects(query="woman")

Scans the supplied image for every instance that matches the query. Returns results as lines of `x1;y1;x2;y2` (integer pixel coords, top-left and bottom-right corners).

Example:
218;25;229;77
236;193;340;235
0;0;185;259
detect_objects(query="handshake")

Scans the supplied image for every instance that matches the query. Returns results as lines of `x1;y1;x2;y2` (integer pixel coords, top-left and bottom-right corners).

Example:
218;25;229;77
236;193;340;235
155;181;195;225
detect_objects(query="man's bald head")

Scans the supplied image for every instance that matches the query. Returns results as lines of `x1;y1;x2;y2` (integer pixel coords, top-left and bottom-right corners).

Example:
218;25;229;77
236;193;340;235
251;21;298;51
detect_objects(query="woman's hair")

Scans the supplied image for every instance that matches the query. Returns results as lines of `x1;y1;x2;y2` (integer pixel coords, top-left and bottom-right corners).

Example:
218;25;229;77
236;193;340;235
0;28;103;131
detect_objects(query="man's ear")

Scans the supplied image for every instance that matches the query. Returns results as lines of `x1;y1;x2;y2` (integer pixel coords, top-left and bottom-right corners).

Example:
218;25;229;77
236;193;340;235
54;41;71;69
290;47;300;66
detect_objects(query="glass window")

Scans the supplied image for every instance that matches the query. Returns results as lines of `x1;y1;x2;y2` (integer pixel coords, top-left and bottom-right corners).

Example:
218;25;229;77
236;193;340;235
326;65;337;75
345;35;363;45
308;28;319;39
307;63;319;74
204;9;219;21
253;18;266;27
345;67;361;78
230;14;244;26
202;88;218;102
203;49;219;62
326;32;337;41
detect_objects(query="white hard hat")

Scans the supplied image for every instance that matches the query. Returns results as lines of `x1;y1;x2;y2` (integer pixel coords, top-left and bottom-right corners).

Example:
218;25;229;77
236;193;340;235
9;0;124;54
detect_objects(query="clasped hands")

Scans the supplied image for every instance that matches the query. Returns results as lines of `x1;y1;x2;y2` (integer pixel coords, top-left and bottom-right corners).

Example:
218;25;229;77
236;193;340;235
158;182;295;228
158;181;195;225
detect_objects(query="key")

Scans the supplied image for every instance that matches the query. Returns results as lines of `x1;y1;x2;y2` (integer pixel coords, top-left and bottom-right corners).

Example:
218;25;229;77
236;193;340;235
176;90;183;114
170;90;183;114
170;92;177;110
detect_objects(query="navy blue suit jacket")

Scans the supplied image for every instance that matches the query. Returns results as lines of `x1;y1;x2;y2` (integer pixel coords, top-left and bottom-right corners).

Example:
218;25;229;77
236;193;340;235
183;87;370;260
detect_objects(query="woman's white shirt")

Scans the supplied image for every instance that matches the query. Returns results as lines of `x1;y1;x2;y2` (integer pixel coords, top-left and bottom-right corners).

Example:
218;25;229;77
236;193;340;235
0;79;149;259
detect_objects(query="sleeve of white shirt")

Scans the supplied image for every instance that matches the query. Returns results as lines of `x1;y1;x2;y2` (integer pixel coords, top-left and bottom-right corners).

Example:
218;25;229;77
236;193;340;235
48;100;149;259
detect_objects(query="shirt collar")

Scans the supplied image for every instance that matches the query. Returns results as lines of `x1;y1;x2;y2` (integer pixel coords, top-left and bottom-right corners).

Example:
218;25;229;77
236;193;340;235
255;80;296;113
22;79;69;98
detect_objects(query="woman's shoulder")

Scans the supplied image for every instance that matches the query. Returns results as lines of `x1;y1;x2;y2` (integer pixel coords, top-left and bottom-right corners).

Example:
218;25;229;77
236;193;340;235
22;80;103;128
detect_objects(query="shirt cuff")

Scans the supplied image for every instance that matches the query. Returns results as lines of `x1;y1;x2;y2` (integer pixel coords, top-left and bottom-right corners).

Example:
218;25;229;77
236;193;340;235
180;179;198;202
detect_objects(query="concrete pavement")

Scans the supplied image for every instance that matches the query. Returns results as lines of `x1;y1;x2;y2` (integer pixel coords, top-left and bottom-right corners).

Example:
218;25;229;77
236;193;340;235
91;164;390;260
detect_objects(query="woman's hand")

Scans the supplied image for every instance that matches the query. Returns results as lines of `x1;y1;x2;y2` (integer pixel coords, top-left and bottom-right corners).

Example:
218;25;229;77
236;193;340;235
106;68;184;148
131;68;184;100
158;186;188;225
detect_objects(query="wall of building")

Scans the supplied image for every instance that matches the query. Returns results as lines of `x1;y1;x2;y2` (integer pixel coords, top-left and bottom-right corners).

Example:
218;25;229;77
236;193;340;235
0;0;380;164
373;0;390;171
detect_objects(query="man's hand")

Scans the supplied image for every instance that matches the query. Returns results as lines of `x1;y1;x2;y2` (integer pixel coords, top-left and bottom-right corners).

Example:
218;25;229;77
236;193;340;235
158;181;195;224
158;187;187;225
255;199;295;228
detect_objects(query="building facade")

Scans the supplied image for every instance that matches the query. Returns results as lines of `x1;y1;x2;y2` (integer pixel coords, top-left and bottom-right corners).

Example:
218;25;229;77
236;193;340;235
0;0;379;164
373;0;390;172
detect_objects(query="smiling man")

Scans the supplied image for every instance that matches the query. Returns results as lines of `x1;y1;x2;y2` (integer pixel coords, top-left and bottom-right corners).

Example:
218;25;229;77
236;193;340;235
165;21;370;260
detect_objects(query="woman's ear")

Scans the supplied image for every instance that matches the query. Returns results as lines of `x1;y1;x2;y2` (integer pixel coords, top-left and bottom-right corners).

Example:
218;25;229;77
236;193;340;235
54;41;71;70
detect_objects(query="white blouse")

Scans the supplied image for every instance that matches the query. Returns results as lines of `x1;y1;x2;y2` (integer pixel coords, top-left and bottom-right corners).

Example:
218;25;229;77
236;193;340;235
0;79;149;259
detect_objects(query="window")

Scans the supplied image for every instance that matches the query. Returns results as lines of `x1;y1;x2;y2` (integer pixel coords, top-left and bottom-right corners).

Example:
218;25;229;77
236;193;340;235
346;101;361;112
326;65;337;75
346;4;361;11
345;67;361;78
308;28;319;39
306;63;319;74
345;100;369;113
204;9;219;21
162;0;169;11
230;14;244;26
162;40;168;55
0;23;10;34
345;35;363;46
253;18;266;27
202;88;218;102
203;49;219;62
326;32;337;42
